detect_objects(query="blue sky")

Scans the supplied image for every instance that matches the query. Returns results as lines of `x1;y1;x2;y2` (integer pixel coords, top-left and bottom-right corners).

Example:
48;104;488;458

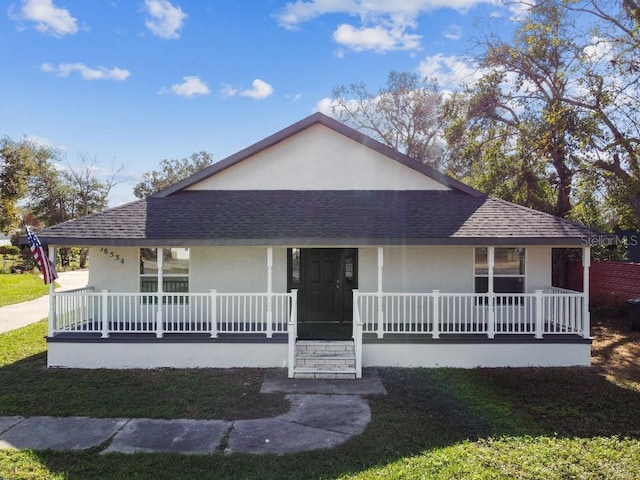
1;0;522;206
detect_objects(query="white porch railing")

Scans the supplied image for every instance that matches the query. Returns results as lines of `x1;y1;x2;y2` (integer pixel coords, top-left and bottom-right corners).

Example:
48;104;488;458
53;287;587;340
354;288;588;339
51;289;296;338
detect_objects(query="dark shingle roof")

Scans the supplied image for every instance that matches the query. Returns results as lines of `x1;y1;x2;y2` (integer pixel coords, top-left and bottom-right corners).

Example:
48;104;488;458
36;190;600;246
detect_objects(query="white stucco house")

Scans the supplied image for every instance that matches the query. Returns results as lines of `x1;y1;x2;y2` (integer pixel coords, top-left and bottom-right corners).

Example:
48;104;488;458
35;113;597;378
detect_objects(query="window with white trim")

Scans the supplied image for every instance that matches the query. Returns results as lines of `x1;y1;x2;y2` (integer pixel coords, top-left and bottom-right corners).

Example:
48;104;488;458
474;247;525;294
139;248;189;293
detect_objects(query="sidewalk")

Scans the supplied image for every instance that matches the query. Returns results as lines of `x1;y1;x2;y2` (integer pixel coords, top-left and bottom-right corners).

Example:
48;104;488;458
0;273;387;455
0;270;89;335
0;369;386;455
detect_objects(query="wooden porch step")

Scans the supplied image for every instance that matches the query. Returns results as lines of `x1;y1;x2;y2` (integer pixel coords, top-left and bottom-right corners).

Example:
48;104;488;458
293;340;357;379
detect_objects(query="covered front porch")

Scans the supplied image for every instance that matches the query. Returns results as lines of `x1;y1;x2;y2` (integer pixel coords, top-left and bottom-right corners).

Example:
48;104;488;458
45;246;593;376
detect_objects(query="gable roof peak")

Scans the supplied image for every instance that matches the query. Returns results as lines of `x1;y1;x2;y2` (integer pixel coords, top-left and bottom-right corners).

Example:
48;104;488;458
152;112;482;198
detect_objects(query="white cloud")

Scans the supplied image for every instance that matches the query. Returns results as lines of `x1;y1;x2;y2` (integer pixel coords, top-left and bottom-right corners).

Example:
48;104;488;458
507;1;533;21
164;76;210;97
14;0;78;36
275;0;500;53
417;53;480;89
333;23;421;52
314;97;334;115
240;79;274;99
41;62;130;81
286;93;303;102
582;36;613;63
275;0;496;29
144;0;187;39
22;134;67;152
444;24;462;40
221;79;274;100
219;83;239;99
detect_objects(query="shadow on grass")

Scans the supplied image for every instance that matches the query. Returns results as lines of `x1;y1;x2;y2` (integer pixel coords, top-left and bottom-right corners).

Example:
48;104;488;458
0;350;289;420
10;365;640;480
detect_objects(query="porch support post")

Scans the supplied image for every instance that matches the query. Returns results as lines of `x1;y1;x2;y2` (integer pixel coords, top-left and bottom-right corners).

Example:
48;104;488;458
288;289;298;379
47;247;56;337
487;246;496;339
376;247;384;339
582;245;591;338
352;289;363;378
155;248;164;338
266;247;273;338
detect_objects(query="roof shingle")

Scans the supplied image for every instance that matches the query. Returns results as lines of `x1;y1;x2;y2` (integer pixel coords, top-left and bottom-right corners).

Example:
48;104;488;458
36;190;600;246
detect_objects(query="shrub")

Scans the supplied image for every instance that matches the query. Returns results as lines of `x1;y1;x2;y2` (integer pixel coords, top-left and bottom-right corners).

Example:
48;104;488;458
0;245;20;255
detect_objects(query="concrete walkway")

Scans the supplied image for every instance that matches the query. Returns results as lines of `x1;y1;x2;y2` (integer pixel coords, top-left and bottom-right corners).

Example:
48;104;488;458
0;273;387;455
0;270;89;334
0;369;386;455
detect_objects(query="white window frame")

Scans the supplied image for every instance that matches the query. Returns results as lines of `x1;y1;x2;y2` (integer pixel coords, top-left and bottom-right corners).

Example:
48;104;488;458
474;247;526;294
139;247;190;294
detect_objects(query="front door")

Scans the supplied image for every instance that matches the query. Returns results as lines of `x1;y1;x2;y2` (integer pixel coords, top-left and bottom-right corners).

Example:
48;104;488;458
290;248;357;340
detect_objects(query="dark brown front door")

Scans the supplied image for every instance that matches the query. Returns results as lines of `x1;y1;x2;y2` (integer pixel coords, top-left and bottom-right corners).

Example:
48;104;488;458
291;248;357;339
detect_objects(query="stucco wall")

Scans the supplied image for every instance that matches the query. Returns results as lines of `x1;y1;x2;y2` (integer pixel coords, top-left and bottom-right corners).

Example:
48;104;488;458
87;245;553;295
358;246;474;292
363;342;591;368
526;246;552;292
88;247;139;292
187;124;449;191
190;246;287;293
47;339;589;369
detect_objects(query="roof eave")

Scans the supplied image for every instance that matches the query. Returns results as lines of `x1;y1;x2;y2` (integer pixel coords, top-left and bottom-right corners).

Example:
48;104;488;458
34;236;600;248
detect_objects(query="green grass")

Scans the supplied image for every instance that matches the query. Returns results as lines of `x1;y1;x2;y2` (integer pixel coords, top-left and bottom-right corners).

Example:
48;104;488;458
0;274;50;307
1;322;640;479
0;321;288;420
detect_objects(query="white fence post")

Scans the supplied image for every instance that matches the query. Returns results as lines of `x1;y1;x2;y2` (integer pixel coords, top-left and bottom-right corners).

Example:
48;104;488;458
155;294;164;338
100;290;109;338
266;293;274;339
487;294;496;339
210;289;218;338
288;289;298;379
534;289;543;339
353;289;363;378
376;292;385;339
432;290;440;339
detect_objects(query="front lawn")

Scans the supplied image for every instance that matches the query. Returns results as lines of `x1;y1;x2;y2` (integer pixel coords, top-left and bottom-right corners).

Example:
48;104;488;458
1;316;639;479
0;274;50;307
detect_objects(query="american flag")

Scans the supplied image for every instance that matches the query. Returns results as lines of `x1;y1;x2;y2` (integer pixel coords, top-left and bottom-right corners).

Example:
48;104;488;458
23;221;58;285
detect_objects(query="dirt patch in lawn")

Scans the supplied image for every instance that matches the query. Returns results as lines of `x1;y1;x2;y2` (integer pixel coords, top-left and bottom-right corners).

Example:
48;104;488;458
591;311;640;390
